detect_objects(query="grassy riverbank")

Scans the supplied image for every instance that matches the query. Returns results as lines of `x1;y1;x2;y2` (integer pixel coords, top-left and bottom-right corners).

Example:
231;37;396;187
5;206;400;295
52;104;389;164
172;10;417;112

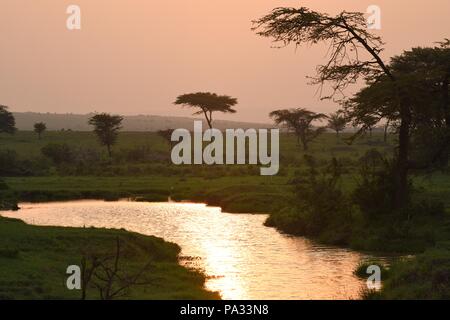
0;216;219;300
356;248;450;300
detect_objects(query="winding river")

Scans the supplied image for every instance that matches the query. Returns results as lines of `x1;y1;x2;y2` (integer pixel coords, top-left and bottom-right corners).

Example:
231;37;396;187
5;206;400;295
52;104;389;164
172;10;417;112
2;200;374;300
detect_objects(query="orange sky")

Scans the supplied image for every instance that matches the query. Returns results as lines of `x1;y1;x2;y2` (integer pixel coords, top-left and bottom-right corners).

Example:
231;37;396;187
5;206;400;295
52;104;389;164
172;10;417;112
0;0;449;122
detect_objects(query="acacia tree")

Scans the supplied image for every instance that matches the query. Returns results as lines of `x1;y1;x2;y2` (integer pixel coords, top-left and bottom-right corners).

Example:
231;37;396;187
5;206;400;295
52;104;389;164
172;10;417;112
270;108;327;151
253;7;412;208
327;112;347;137
34;122;46;140
0;105;16;134
88;113;123;158
174;92;237;129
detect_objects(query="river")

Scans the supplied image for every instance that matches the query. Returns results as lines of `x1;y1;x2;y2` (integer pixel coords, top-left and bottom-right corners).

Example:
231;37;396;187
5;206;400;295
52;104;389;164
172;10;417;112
1;200;374;300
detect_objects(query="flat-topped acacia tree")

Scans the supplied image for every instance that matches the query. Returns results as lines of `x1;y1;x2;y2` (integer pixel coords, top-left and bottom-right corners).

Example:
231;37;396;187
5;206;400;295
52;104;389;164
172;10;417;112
174;92;237;129
253;7;412;208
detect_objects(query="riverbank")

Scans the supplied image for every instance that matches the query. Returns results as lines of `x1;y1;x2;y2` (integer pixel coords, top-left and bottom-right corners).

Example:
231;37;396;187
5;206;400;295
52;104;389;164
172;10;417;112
2;175;292;214
355;248;450;299
0;216;219;300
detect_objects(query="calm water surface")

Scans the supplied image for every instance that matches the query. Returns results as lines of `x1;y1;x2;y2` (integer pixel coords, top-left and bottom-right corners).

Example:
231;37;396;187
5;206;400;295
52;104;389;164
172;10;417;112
2;200;373;300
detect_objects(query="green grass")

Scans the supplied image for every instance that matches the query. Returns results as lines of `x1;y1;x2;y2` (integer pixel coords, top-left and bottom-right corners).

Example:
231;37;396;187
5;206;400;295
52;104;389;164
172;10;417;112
0;216;219;300
0;130;418;172
0;131;169;159
369;248;450;300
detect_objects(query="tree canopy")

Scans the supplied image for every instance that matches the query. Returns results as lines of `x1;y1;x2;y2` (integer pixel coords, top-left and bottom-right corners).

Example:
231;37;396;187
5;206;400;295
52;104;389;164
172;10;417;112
253;7;390;98
270;108;327;151
34;122;47;140
174;92;237;129
327;112;348;137
88;113;123;158
345;42;450;168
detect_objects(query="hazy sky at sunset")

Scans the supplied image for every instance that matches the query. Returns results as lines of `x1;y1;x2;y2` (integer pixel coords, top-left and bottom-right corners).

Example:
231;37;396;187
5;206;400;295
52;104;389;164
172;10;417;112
1;0;449;123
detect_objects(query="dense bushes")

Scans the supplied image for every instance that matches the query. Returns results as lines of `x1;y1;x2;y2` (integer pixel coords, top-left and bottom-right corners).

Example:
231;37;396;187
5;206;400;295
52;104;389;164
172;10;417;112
352;150;403;218
266;150;447;252
0;149;50;176
0;179;19;211
267;156;354;244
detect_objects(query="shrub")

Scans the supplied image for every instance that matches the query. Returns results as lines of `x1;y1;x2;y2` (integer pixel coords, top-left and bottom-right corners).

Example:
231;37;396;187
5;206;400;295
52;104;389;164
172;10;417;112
0;150;49;176
267;156;354;244
353;150;408;218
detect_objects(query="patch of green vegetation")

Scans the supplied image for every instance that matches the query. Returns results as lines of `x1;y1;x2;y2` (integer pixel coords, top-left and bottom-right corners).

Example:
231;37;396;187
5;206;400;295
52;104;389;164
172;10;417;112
370;249;450;300
0;216;219;300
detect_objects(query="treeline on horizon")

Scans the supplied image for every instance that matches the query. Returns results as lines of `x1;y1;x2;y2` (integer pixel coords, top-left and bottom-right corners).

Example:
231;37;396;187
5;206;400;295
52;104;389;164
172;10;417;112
9;112;274;132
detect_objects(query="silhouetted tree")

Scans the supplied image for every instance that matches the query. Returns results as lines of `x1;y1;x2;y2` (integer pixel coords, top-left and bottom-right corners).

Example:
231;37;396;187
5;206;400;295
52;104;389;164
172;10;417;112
174;92;237;129
270;108;327;151
346;41;450;169
88;113;123;158
0;105;16;134
253;7;412;208
34;122;46;140
327;112;347;137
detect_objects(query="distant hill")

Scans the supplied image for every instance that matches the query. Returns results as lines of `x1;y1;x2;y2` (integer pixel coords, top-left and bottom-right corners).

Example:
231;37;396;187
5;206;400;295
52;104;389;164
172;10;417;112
13;113;273;132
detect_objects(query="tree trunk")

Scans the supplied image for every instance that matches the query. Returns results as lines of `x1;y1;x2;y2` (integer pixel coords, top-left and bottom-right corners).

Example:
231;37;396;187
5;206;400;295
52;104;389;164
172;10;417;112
107;144;112;158
202;110;213;129
384;120;390;143
301;136;308;151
